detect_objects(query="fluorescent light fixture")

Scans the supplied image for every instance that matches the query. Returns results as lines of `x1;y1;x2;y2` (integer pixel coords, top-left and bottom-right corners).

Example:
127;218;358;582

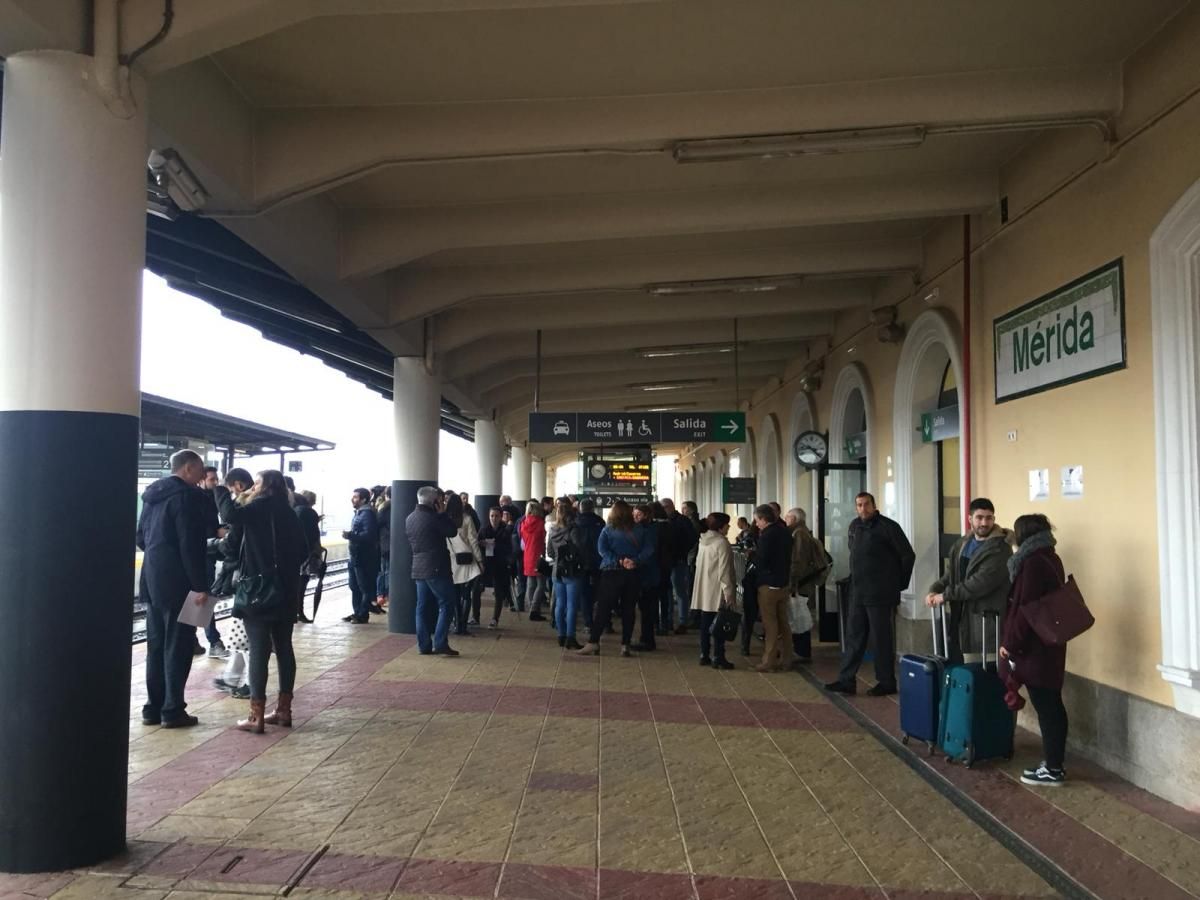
630;378;718;392
261;446;275;453
316;443;335;450
647;274;803;295
147;149;209;211
309;345;394;378
673;126;926;163
635;342;735;358
197;278;344;335
625;402;698;412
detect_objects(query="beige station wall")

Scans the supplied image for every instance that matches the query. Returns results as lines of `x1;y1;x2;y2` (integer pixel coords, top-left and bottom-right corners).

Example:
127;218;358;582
678;5;1200;707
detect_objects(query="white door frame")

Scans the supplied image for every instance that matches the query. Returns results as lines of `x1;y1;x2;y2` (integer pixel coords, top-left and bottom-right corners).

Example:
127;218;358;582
1152;177;1200;718
893;308;967;620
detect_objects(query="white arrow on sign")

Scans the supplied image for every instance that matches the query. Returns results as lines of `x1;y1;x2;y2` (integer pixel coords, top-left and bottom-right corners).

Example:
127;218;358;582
721;420;739;434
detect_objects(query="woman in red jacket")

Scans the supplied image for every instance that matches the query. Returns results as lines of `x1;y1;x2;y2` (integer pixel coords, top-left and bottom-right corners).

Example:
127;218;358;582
1000;513;1068;787
520;502;548;620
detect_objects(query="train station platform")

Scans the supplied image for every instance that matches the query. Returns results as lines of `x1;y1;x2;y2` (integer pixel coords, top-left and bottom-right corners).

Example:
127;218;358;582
6;589;1198;900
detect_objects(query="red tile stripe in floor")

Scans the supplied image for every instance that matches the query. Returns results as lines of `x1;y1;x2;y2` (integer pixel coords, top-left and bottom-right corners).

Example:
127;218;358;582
331;676;859;731
113;839;1038;899
126;633;416;833
805;654;1199;900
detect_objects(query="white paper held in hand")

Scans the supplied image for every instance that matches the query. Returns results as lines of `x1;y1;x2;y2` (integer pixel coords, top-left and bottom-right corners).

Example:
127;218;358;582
178;591;218;628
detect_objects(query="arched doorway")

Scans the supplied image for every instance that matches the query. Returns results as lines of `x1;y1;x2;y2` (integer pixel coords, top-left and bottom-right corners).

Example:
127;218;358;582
757;414;782;505
788;390;817;517
894;309;966;619
1152;177;1200;717
826;363;873;583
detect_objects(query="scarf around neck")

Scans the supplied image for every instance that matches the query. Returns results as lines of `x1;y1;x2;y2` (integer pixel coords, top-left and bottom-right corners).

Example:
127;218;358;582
1008;530;1056;581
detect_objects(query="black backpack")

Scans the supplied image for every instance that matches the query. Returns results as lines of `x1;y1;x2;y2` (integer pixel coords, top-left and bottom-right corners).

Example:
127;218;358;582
556;529;584;577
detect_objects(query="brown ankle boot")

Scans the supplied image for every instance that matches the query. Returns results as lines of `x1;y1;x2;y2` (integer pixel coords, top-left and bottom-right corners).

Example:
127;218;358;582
237;699;266;734
263;692;293;727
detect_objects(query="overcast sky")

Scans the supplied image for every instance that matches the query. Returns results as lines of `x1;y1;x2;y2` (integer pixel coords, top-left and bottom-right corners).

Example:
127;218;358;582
141;272;486;528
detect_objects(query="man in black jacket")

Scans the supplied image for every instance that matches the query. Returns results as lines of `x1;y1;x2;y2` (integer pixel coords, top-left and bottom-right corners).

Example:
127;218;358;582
137;449;211;728
478;506;513;627
576;498;605;631
826;492;916;696
342;487;380;624
406;485;461;655
753;504;795;673
661;499;698;634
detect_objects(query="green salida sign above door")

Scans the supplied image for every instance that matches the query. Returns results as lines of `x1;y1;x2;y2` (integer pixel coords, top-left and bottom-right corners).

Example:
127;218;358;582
994;259;1126;403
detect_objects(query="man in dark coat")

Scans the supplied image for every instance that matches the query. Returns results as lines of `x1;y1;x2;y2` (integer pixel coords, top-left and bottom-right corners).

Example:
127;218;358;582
661;498;698;634
406;485;461;655
926;497;1014;664
136;449;211;728
826;492;915;696
342;487;379;624
575;497;605;631
478;506;513;627
753;504;795;672
198;465;227;658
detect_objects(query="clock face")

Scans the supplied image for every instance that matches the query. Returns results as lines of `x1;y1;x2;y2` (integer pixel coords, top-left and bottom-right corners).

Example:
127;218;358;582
589;463;608;479
793;430;828;468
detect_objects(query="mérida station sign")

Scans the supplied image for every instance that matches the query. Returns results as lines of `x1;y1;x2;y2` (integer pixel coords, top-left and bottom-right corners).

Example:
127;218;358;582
993;258;1126;403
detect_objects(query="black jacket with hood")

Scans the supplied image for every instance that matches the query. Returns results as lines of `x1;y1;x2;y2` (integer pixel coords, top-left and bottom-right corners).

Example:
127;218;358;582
137;475;210;614
217;491;308;620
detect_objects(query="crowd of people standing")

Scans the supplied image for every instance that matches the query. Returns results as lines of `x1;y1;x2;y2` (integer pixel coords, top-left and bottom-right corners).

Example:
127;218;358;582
138;461;1075;786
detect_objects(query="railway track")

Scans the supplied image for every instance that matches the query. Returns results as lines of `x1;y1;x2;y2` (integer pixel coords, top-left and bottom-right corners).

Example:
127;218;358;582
130;558;350;643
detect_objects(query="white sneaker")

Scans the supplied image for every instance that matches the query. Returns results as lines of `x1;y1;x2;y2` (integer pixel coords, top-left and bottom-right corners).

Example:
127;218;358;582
1020;765;1066;787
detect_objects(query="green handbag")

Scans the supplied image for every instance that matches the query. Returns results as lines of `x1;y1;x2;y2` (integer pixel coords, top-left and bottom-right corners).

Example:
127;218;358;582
232;514;285;619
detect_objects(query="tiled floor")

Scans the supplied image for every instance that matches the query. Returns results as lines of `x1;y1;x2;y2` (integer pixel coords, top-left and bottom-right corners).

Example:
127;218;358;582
5;587;1199;899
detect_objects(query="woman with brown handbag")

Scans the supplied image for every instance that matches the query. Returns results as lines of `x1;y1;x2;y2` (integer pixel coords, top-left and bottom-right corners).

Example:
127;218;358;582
1000;514;1069;787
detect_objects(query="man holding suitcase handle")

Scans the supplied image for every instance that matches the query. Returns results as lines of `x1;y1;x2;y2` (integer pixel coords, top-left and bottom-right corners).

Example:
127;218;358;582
925;498;1015;665
825;492;915;697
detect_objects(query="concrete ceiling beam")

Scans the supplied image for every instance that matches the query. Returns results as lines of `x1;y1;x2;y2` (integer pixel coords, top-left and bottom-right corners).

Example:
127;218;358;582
342;172;994;275
251;65;1118;205
441;313;831;381
478;357;786;410
435;282;869;353
129;0;668;74
388;239;921;324
463;342;807;400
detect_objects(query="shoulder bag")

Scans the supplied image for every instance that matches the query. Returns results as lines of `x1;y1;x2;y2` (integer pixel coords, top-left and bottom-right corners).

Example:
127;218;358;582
233;510;285;619
711;603;742;642
1020;574;1094;646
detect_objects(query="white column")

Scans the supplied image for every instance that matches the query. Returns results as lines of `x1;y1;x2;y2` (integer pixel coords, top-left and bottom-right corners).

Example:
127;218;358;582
474;419;504;495
512;445;531;500
531;457;548;499
0;50;147;874
393;356;440;482
389;356;441;637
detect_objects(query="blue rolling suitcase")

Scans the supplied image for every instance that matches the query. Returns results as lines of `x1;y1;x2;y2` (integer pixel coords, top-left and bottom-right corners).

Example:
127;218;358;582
899;605;948;755
938;611;1015;767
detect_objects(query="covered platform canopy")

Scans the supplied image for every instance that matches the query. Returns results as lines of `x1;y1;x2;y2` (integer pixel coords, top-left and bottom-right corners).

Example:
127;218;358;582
139;392;335;468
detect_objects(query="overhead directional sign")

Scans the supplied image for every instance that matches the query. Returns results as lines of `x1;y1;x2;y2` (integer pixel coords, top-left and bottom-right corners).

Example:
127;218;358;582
530;411;745;444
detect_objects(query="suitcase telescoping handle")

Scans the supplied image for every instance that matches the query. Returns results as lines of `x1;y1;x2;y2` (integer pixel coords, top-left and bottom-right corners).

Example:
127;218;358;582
980;610;1001;667
930;602;949;660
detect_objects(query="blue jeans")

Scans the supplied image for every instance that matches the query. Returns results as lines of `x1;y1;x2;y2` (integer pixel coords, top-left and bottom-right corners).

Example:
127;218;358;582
415;575;456;652
672;563;690;626
143;602;197;722
349;558;379;619
581;573;596;629
554;575;584;639
376;554;390;599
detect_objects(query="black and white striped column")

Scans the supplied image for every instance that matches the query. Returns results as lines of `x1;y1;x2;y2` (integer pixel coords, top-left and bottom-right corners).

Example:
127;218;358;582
389;357;442;635
473;418;504;518
0;52;147;872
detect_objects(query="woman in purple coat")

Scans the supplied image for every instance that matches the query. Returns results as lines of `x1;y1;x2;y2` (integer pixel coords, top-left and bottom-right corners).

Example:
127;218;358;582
1000;514;1068;787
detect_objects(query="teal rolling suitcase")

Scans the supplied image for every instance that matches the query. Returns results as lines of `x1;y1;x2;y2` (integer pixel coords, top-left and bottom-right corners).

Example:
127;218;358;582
938;612;1015;767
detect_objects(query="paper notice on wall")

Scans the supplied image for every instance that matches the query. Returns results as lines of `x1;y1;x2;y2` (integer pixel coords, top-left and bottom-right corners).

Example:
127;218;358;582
1029;468;1050;502
1061;465;1084;499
